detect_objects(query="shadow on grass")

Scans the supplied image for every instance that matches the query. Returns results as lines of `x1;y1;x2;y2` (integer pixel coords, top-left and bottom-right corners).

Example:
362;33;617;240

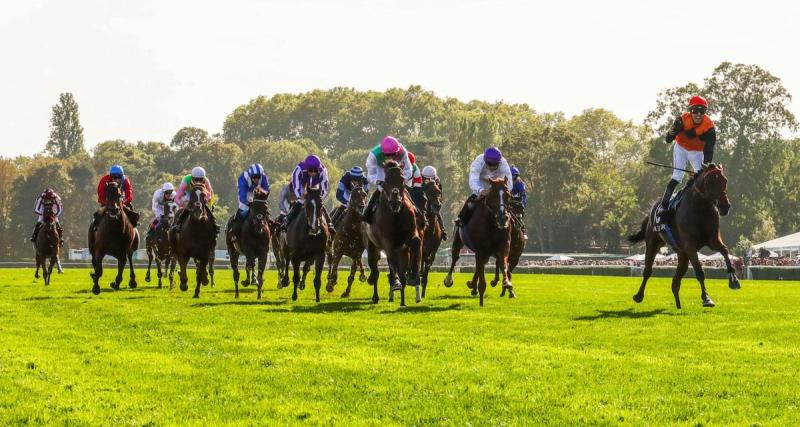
379;303;463;314
284;300;374;313
192;299;289;308
431;294;476;301
24;295;85;301
573;308;674;321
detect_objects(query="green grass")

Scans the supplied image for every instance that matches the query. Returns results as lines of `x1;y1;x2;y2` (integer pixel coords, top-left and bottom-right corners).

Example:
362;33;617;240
1;267;799;426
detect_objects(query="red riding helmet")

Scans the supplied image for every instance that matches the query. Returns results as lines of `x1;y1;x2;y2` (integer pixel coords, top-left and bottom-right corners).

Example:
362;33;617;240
688;96;708;109
407;151;416;165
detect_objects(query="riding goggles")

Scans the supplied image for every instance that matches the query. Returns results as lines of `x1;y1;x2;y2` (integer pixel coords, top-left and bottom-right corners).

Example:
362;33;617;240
690;106;707;114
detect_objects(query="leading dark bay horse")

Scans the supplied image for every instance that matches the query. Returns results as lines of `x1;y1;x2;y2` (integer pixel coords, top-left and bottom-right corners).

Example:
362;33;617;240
34;203;61;286
170;184;216;298
365;161;422;306
226;187;271;299
326;184;368;298
285;185;330;302
628;163;740;308
444;178;513;306
88;182;139;295
145;205;176;289
420;180;444;298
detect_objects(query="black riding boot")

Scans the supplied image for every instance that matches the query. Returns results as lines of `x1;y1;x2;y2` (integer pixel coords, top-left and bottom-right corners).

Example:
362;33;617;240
657;179;680;224
322;207;336;234
455;194;478;227
55;221;64;244
229;209;245;241
362;191;380;224
30;222;42;242
437;212;448;241
174;209;189;233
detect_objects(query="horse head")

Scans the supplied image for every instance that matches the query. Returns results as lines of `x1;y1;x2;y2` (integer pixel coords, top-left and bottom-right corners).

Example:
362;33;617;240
383;160;405;213
189;184;209;220
484;178;511;229
42;203;57;223
695;163;730;216
349;183;368;215
249;187;270;235
104;182;123;219
423;180;442;215
304;184;324;236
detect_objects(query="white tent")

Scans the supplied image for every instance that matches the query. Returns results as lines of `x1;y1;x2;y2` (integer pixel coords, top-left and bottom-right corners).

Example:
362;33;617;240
546;255;574;261
707;252;740;261
625;254;667;261
753;231;800;257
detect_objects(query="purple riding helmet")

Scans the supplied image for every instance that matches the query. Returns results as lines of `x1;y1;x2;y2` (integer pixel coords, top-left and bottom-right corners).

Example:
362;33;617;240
484;147;503;165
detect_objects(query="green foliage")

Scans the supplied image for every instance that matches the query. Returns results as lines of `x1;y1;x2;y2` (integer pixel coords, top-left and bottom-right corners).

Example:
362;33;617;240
170;126;210;150
2;270;800;425
45;93;85;159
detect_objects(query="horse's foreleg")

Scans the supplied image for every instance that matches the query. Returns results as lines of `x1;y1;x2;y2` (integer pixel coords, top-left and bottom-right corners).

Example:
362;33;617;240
127;251;137;289
91;253;102;295
146;249;153;282
633;240;661;303
45;256;56;286
208;257;215;288
366;242;380;304
229;249;240;298
491;259;501;289
475;254;490;307
408;237;422;303
341;258;356;298
56;256;63;274
313;253;324;303
168;255;176;289
291;259;301;301
34;254;41;279
300;261;311;291
178;256;189;292
710;239;741;290
111;255;125;291
688;252;714;307
326;250;341;292
444;233;463;288
358;257;366;283
194;259;207;298
672;253;689;309
256;254;266;300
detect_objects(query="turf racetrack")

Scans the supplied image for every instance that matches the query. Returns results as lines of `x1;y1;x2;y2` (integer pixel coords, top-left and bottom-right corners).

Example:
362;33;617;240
1;268;799;425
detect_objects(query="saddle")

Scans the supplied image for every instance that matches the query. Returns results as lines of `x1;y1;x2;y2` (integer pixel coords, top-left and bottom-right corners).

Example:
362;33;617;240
653;185;689;251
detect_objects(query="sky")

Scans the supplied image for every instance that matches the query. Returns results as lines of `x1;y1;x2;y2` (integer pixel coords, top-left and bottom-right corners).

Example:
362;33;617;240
1;0;799;157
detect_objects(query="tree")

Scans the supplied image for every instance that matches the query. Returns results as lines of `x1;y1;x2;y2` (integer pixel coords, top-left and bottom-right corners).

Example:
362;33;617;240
46;93;85;159
170;127;210;150
0;158;19;257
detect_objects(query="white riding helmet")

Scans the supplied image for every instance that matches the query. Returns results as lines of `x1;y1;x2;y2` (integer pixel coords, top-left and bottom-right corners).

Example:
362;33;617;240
162;182;175;191
421;165;438;179
191;166;206;179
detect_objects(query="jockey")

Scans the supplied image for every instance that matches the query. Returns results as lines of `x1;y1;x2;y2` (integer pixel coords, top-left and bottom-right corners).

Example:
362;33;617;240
510;165;528;239
31;188;63;243
331;166;369;226
228;163;270;241
406;151;426;208
92;165;136;230
657;95;717;223
174;166;219;234
147;182;176;238
362;135;413;223
455;147;513;227
276;183;296;223
420;165;447;240
282;155;333;230
510;166;527;208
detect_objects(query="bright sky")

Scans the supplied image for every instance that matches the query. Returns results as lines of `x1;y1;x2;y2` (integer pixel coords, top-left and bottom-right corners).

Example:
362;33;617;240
1;0;798;157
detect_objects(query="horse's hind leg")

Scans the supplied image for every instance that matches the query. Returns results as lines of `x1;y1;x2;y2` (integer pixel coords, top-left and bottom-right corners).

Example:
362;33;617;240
341;259;357;298
208;257;215;288
35;254;41;279
256;254;266;300
194;259;207;298
688;252;714;307
633;239;661;303
475;254;490;306
367;242;380;304
91;254;102;295
491;259;501;288
313;253;324;303
443;232;463;288
300;261;311;291
155;256;163;288
291;259;301;301
326;251;341;293
146;249;153;282
111;256;125;290
672;252;689;309
358;258;366;282
127;251;137;289
229;249;240;298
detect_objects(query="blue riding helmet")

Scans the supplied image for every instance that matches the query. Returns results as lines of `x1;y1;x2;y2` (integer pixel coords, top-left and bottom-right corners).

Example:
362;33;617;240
510;165;520;176
350;166;363;177
247;163;264;177
109;165;124;176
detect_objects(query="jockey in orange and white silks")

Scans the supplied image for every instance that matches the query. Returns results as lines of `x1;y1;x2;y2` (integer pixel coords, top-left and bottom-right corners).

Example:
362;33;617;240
31;188;63;242
657;95;717;224
456;147;513;227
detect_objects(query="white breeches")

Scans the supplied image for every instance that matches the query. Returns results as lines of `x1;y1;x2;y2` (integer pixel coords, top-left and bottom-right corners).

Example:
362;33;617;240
672;144;703;181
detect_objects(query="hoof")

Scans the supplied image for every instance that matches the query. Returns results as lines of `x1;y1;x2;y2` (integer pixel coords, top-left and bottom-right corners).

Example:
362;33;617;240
180;283;188;292
703;298;716;308
508;289;516;299
443;275;453;288
466;280;474;289
341;291;350;298
471;287;478;296
128;280;137;289
490;279;498;288
299;282;306;291
729;278;741;290
193;294;199;299
145;276;151;282
359;274;367;282
633;294;644;303
372;295;379;304
92;285;100;295
292;294;298;301
326;284;334;293
110;282;120;290
235;292;239;299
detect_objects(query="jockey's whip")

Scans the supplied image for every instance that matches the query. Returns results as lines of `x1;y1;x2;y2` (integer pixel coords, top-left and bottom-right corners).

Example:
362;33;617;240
646;160;693;174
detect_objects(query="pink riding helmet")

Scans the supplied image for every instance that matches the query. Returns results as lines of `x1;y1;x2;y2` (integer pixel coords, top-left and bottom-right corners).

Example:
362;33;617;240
381;136;401;155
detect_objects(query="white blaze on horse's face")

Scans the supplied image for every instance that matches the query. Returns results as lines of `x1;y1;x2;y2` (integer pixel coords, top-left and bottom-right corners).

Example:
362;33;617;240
310;199;318;232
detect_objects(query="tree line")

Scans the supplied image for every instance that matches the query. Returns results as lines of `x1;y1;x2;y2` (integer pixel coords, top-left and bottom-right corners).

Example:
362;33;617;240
1;62;797;259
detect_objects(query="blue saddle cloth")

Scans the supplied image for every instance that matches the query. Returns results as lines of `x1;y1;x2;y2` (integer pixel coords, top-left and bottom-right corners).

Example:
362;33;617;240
654;187;689;251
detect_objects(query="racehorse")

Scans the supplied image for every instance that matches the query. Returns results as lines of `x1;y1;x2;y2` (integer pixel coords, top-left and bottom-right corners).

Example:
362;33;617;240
443;178;513;306
365;160;422;306
34;203;61;286
420;180;444;298
88;182;139;295
269;219;287;289
170;184;216;298
145;203;176;288
284;184;330;302
628;163;740;308
326;183;368;298
226;187;271;299
497;196;524;298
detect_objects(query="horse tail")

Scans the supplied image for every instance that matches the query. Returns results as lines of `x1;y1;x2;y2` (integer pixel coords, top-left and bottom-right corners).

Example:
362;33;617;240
627;216;648;244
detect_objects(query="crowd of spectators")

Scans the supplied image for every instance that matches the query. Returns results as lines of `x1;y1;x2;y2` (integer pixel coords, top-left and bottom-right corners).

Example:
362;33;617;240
511;256;800;268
